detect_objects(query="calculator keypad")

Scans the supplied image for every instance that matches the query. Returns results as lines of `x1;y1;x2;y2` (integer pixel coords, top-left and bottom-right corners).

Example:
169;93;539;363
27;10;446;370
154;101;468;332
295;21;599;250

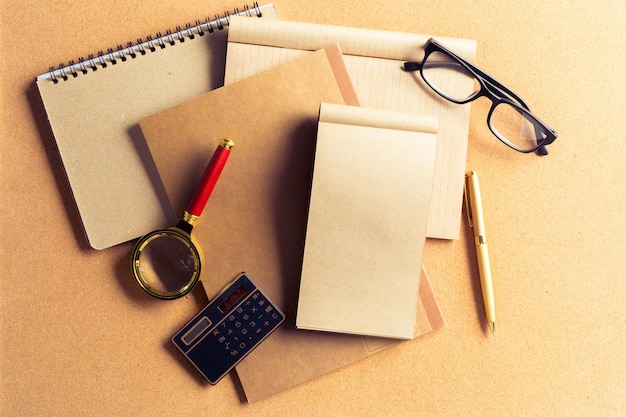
212;291;283;358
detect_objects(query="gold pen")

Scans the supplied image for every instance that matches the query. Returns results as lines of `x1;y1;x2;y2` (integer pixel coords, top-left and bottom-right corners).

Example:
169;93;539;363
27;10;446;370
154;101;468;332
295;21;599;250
465;170;496;336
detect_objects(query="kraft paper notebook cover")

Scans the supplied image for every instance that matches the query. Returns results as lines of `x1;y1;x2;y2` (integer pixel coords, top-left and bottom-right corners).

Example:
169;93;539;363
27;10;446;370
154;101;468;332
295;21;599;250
139;46;444;402
225;17;477;240
296;103;438;340
35;3;278;249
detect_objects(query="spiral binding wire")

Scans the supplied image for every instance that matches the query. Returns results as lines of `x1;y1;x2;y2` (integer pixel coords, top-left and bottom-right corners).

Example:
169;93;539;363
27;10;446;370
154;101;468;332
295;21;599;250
39;2;262;83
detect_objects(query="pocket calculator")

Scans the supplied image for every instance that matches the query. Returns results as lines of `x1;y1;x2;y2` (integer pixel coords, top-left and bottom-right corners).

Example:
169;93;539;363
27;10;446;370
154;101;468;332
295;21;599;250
171;272;285;385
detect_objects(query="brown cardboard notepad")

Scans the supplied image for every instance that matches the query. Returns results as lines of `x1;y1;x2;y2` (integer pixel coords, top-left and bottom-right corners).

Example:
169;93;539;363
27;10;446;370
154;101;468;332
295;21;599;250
296;103;438;339
140;46;444;402
225;17;477;240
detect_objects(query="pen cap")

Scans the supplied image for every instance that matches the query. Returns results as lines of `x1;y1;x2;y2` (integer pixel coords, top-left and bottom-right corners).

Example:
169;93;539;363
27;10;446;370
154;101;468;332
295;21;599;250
465;170;487;237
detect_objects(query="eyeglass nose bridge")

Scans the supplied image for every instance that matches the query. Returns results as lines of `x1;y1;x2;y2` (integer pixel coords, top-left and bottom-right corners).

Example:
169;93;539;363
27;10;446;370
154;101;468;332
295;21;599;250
474;77;514;108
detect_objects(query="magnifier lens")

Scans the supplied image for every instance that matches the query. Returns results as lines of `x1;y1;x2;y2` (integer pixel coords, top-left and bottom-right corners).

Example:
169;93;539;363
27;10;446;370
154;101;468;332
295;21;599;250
134;231;200;298
131;138;234;299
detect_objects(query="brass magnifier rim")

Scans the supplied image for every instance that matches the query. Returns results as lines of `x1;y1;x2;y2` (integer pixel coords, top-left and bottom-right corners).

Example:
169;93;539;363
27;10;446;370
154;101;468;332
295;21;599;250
130;227;202;300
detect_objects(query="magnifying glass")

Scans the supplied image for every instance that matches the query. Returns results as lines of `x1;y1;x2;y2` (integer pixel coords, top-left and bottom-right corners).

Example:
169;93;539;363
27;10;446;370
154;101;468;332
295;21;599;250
131;138;234;300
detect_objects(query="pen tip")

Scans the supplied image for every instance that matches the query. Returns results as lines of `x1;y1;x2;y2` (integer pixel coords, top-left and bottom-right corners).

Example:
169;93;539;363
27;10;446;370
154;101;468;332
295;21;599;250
489;322;496;336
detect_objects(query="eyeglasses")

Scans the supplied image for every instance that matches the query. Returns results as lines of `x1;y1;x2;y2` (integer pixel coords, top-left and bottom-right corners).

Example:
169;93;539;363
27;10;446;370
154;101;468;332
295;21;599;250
403;38;557;155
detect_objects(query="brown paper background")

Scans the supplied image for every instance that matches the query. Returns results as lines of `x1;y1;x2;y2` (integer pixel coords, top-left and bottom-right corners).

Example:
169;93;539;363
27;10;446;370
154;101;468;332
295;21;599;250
1;0;625;416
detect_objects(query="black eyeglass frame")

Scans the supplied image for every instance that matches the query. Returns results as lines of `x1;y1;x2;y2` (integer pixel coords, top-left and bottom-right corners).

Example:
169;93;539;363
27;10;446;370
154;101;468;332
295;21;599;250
404;38;557;155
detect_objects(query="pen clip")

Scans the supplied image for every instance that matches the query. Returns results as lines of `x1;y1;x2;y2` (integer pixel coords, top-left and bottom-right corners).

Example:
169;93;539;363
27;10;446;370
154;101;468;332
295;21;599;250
464;173;474;228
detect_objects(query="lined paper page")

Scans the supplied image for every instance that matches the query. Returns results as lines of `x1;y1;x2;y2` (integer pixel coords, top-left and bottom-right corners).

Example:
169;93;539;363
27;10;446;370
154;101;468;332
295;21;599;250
226;17;476;239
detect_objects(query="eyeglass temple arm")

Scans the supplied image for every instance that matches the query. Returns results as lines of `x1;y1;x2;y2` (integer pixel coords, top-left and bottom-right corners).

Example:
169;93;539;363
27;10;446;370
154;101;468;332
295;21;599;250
405;58;533;111
403;61;422;71
469;66;531;109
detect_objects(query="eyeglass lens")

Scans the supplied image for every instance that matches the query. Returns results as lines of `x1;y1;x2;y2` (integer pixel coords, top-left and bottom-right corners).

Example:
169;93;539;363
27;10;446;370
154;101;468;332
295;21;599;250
489;103;547;152
421;51;478;102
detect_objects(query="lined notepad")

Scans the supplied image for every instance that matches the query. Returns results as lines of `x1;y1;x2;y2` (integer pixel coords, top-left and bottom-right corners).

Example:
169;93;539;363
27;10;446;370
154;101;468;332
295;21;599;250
225;17;477;240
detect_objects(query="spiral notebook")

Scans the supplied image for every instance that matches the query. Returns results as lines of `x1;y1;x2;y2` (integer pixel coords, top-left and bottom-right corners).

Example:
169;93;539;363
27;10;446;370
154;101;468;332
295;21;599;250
225;17;477;240
35;3;278;249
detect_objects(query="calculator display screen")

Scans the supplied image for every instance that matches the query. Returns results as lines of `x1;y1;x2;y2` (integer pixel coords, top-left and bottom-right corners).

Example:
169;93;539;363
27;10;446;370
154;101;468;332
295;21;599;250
218;285;248;312
181;317;211;346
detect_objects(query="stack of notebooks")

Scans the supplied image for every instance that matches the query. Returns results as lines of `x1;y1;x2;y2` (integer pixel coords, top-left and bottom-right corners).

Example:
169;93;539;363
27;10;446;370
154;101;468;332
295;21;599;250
36;4;476;402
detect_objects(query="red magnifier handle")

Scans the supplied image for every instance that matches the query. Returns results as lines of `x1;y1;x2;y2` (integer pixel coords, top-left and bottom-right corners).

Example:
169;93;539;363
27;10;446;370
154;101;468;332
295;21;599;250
185;138;234;218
